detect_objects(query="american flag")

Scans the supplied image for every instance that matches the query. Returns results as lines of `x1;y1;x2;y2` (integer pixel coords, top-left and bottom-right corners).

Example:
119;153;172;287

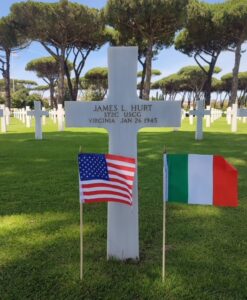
78;153;136;206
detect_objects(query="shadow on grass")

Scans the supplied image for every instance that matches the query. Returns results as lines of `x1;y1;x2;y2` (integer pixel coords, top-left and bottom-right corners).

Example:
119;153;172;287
1;205;246;299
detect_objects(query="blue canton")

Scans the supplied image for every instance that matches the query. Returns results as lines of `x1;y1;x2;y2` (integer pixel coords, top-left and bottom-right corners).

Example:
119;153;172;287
78;153;109;181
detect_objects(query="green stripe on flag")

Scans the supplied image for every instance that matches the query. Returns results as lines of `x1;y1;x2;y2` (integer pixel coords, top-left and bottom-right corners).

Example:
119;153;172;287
167;154;188;203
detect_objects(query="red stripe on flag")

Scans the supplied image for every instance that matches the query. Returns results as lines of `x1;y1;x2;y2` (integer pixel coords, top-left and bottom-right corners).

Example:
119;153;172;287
84;198;132;205
109;170;134;181
106;154;135;164
83;190;131;200
107;162;135;172
82;183;132;196
110;178;133;190
213;156;238;207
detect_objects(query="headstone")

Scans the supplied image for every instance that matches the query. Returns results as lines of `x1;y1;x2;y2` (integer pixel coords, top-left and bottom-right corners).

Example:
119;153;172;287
26;106;31;128
50;108;57;124
226;107;232;125
27;101;49;140
57;104;65;131
189;106;194;125
181;109;186;121
42;107;47;125
65;47;181;260
21;108;26;124
189;100;210;140
237;108;247;128
238;108;247;118
231;104;238;132
0;105;7;133
5;107;10;126
230;104;247;132
205;105;211;128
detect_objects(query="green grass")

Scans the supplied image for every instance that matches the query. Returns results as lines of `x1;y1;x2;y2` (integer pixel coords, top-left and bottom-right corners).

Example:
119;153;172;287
0;117;246;300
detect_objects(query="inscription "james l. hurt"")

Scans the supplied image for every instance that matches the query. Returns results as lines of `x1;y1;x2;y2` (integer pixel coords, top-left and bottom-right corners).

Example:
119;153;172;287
90;104;155;125
93;104;152;112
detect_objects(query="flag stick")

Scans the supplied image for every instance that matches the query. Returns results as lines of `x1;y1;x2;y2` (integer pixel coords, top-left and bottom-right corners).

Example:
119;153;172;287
162;201;166;282
80;201;83;280
79;145;83;280
162;149;167;282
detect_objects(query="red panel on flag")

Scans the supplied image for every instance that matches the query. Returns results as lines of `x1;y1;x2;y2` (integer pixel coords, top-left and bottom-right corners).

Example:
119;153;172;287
213;156;238;207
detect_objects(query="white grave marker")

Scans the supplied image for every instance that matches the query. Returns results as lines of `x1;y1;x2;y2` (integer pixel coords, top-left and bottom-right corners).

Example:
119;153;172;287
236;108;247;131
189;100;210;140
26;106;31;128
21;108;26;123
189;106;194;125
5;107;10;126
230;104;247;132
226;107;232;125
57;104;65;131
0;105;7;133
42;107;47;125
65;47;181;260
205;105;211;128
27;101;49;140
231;104;238;132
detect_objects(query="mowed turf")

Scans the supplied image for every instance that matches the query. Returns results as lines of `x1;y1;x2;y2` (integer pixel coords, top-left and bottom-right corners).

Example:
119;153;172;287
0;117;246;300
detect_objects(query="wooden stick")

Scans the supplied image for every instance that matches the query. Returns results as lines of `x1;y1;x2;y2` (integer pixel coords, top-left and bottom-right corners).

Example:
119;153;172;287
80;201;83;280
162;201;166;282
162;149;167;282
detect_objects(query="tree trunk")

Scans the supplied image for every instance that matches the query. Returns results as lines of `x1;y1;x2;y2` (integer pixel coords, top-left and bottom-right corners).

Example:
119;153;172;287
4;49;11;109
230;41;242;106
50;82;56;109
138;57;146;99
143;43;153;100
72;83;79;101
57;47;65;105
203;58;217;106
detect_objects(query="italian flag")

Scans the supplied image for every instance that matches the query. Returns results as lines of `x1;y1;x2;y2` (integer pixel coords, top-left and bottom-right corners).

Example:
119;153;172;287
164;154;238;207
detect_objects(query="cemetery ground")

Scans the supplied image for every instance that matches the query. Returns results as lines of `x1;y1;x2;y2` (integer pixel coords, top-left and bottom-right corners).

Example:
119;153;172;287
0;117;246;300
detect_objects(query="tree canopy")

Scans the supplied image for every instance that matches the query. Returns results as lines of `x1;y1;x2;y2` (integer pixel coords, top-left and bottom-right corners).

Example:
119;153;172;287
175;0;232;105
0;15;28;107
11;0;107;103
105;0;188;100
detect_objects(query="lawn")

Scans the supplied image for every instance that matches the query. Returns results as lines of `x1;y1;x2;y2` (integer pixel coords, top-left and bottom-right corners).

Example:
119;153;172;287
0;117;246;300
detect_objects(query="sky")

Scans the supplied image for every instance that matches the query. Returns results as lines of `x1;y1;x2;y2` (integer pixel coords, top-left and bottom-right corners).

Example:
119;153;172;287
1;0;247;88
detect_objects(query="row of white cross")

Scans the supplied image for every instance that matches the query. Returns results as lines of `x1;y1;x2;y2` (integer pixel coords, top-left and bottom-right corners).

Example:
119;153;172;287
1;102;247;139
12;103;65;138
0;105;11;133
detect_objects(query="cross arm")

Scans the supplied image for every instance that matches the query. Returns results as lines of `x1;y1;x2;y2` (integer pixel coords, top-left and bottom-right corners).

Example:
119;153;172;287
238;109;247;117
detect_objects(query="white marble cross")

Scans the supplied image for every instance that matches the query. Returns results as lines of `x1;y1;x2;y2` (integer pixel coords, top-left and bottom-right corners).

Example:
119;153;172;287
65;47;181;260
42;107;47;125
232;105;247;132
57;104;65;131
189;100;210;140
238;108;247;118
189;106;194;125
205;105;211;128
27;101;49;139
0;104;7;133
5;107;10;126
21;108;26;123
26;106;31;128
226;107;232;125
50;108;57;124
